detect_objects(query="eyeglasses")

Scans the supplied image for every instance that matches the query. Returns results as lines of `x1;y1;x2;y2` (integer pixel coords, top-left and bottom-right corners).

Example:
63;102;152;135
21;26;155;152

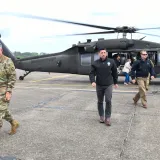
141;54;148;56
100;52;107;54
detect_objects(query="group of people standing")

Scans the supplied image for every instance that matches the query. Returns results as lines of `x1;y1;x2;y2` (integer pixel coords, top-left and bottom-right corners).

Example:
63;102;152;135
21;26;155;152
115;54;154;86
0;44;155;134
89;49;155;126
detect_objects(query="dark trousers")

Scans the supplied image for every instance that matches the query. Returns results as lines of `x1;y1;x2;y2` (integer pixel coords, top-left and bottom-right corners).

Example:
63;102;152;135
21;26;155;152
96;84;113;118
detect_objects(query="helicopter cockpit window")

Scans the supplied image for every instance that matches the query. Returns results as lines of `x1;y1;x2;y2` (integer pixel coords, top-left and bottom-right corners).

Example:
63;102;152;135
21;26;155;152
81;54;91;66
157;51;160;65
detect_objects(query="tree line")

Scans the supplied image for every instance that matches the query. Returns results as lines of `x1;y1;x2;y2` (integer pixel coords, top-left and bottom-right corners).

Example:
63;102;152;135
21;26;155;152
13;51;46;59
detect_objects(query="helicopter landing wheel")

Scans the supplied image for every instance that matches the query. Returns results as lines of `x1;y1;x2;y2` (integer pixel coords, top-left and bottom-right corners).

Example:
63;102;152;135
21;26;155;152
19;71;31;80
19;76;24;80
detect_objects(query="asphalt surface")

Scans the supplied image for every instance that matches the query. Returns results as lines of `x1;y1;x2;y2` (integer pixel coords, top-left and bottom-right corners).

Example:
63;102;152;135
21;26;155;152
0;70;160;160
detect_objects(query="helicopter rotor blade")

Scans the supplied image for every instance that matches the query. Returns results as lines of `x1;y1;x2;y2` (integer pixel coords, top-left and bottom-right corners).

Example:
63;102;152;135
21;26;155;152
40;31;116;38
2;12;160;38
59;31;116;37
136;31;160;38
0;12;116;30
137;27;160;30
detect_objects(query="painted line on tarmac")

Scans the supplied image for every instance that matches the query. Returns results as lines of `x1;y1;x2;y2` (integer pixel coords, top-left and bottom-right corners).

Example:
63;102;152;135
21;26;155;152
16;82;139;88
15;86;138;93
16;83;91;87
15;86;155;95
30;74;71;82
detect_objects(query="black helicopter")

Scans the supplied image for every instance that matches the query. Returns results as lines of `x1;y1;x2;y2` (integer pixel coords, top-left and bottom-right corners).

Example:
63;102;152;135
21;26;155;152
1;12;160;80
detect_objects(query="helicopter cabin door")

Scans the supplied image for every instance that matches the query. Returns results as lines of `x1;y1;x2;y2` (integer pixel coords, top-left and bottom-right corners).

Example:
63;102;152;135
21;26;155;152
154;50;160;77
78;52;92;75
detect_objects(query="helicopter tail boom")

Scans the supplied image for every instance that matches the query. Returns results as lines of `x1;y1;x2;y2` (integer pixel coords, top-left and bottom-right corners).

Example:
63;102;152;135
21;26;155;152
0;39;17;64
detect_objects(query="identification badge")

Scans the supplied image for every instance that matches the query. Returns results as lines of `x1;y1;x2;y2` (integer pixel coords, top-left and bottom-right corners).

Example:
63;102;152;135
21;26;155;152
107;62;111;66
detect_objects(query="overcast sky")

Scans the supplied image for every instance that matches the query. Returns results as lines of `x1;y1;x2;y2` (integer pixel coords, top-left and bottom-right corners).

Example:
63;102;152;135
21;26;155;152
0;0;160;53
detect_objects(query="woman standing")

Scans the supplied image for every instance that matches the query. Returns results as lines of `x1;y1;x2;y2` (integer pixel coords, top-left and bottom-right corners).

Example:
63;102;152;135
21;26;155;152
122;59;132;85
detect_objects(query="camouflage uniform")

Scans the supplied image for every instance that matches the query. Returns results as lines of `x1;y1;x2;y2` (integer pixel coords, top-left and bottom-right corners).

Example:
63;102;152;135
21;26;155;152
0;54;19;134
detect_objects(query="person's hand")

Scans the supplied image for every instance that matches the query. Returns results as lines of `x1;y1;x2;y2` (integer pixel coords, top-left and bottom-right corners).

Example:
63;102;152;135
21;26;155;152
132;79;136;84
114;84;118;89
92;82;96;87
5;92;12;101
151;76;155;80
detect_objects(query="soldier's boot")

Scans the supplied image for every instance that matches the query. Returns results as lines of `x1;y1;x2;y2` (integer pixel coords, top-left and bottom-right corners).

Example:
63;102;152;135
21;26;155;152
133;98;137;105
9;119;19;135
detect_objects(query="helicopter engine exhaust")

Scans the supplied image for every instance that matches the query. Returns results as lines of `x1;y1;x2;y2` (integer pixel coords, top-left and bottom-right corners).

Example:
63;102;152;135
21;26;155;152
96;39;134;50
84;46;96;52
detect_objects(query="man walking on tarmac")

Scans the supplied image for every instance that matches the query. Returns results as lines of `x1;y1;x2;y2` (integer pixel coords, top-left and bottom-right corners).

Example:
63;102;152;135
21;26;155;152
131;50;155;108
89;48;118;126
0;43;19;134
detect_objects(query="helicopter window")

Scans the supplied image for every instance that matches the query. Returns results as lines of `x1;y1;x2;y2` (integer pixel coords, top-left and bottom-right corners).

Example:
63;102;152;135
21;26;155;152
94;53;99;61
81;54;91;66
157;51;160;65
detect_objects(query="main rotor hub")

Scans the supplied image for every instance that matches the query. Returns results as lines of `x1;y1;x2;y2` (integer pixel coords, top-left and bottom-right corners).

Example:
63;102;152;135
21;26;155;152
115;26;136;33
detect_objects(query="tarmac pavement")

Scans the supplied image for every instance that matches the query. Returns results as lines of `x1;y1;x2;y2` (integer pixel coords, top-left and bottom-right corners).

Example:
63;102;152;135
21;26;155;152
0;71;160;160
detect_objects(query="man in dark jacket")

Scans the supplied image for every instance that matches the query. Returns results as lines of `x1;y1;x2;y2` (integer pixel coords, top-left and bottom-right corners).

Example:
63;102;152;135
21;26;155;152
89;48;118;126
114;54;121;68
131;50;155;108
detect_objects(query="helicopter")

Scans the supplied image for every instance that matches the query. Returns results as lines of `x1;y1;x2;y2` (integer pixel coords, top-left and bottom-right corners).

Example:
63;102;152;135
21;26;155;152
1;12;160;80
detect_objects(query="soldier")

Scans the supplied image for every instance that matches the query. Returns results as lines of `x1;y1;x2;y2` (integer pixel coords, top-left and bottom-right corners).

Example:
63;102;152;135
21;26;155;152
89;48;118;126
0;43;19;135
131;50;155;108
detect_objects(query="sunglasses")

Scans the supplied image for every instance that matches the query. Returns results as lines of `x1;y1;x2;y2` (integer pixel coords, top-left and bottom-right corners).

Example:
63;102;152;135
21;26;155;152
100;52;107;54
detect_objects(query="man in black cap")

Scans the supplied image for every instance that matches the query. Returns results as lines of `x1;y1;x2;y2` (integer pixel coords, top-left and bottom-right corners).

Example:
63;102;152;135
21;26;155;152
89;48;118;126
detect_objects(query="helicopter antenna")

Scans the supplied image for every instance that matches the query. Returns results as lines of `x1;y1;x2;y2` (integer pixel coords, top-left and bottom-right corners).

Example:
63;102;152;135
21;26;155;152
139;36;146;40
